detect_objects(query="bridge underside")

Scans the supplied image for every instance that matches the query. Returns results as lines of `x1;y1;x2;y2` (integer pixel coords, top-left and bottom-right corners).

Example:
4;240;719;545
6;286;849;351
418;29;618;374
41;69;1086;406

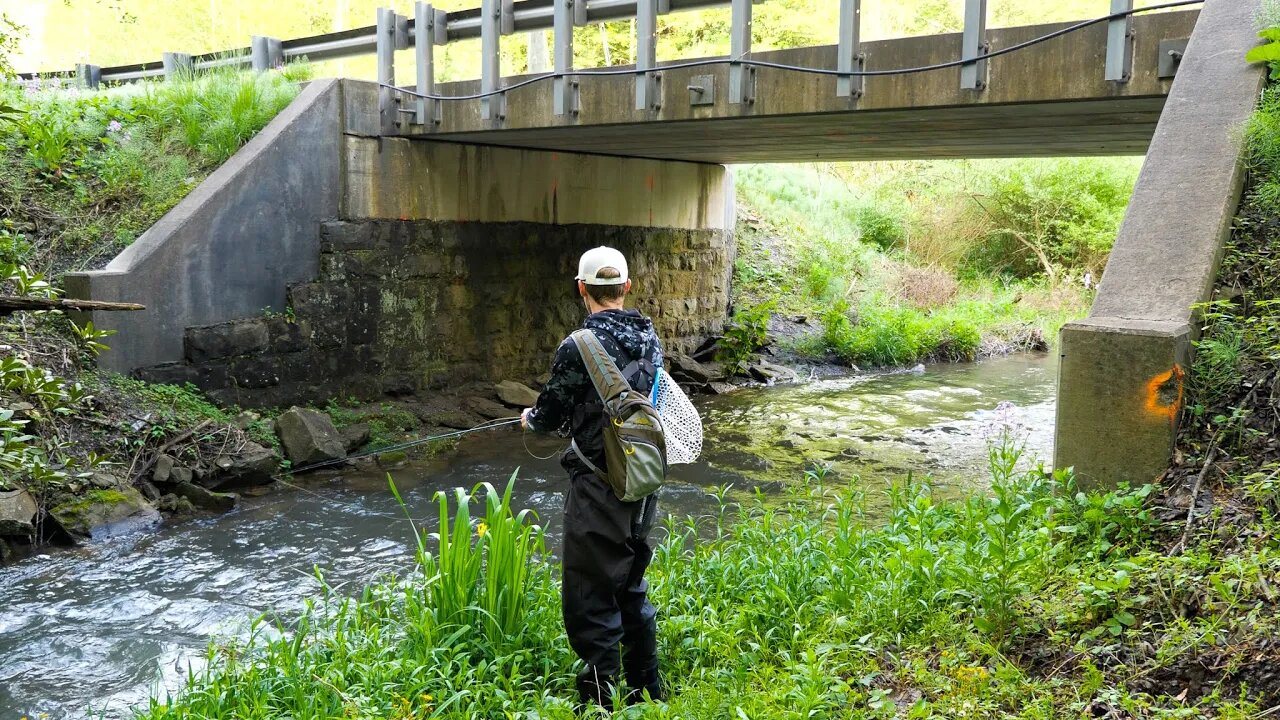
432;99;1166;163
398;11;1197;163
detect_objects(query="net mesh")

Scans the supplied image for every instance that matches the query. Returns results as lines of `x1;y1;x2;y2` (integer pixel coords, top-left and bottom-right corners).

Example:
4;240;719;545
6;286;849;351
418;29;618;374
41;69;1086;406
651;368;703;464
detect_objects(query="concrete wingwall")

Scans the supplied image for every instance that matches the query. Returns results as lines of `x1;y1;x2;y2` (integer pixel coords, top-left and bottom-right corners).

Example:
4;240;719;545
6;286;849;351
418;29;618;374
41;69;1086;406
65;78;345;374
1053;0;1266;488
69;78;735;405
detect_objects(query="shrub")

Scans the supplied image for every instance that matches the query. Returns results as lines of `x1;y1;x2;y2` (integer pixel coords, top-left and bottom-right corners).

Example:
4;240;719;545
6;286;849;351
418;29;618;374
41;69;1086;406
889;263;960;309
963;159;1136;279
855;203;906;250
822;298;982;367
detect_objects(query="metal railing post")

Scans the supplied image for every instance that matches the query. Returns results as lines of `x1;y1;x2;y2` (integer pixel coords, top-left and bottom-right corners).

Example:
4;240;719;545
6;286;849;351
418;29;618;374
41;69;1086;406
635;0;659;111
1105;0;1135;82
162;52;194;80
76;63;101;90
480;0;509;121
728;0;754;104
415;2;447;126
959;0;988;91
376;7;398;132
836;0;863;99
251;36;283;71
553;0;583;115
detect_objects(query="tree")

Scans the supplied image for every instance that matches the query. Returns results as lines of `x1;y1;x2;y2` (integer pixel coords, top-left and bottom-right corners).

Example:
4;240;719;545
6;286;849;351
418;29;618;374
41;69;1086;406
0;13;23;79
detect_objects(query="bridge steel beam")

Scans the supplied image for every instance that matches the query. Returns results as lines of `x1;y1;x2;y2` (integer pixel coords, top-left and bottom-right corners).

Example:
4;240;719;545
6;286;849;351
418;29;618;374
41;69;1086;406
1054;0;1265;488
402;10;1198;163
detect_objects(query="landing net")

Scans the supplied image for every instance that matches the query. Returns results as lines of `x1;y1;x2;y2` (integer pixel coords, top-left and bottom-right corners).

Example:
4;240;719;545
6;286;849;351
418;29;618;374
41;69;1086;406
650;368;703;464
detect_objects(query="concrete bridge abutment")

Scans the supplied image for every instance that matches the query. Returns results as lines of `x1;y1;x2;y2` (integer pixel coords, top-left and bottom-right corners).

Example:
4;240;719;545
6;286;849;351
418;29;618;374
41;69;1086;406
67;79;734;407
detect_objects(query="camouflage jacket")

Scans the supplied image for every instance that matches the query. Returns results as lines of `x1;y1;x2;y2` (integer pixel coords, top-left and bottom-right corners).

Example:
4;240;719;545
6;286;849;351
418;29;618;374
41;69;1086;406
527;308;665;474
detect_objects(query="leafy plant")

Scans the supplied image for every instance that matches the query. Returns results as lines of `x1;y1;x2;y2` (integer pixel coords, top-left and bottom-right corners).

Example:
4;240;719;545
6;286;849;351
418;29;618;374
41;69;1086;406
70;319;116;357
1245;26;1280;79
719;300;774;374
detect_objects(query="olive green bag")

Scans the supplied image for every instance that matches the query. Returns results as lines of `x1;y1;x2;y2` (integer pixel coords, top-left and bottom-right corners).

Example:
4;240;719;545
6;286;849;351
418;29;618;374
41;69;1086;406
569;329;668;502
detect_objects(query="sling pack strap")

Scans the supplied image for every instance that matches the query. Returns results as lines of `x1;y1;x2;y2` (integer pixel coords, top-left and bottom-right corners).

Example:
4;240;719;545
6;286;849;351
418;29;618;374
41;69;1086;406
570;329;632;404
570;438;606;477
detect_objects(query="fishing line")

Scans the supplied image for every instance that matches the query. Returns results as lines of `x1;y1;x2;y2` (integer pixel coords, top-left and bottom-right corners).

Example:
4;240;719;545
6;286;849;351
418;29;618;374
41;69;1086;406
381;0;1204;103
522;429;565;461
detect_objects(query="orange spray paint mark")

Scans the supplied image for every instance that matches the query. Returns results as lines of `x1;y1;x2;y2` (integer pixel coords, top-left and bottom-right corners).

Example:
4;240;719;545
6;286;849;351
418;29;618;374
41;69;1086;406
1144;365;1185;425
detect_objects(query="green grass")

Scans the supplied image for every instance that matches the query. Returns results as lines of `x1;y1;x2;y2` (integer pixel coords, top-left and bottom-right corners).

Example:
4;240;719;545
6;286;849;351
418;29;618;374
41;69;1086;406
133;436;1279;719
1;64;306;276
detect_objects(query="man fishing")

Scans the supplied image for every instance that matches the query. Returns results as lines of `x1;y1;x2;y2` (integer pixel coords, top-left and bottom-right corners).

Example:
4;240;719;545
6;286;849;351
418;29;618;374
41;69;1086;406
520;246;665;708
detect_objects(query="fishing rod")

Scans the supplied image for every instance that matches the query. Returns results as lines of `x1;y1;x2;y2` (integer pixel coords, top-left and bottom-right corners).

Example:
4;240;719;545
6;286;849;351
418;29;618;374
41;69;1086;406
283;416;524;476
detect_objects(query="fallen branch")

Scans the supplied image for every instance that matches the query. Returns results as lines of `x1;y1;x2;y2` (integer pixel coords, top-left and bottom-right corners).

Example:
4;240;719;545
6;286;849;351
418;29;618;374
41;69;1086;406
132;419;216;482
1174;443;1218;555
0;296;145;317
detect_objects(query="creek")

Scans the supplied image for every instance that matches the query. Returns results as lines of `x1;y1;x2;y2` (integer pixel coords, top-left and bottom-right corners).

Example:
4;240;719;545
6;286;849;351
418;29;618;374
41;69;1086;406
0;353;1056;719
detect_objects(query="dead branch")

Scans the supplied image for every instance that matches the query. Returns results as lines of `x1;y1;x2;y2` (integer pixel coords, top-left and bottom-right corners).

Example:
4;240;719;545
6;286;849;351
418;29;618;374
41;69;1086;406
1174;443;1218;555
0;296;145;317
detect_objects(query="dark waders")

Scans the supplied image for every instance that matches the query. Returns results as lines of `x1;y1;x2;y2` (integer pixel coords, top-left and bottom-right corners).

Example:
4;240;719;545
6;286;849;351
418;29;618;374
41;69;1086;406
561;467;662;708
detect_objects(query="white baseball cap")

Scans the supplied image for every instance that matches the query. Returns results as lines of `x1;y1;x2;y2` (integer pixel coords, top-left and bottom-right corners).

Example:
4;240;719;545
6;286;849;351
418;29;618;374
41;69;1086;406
576;246;629;286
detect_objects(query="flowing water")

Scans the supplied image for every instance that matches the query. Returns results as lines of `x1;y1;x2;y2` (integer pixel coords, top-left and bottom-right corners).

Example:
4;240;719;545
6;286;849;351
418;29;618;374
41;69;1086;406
0;353;1057;719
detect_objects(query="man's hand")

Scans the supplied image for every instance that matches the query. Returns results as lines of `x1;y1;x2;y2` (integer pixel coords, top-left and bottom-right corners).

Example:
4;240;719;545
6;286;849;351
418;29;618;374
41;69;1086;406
521;407;533;430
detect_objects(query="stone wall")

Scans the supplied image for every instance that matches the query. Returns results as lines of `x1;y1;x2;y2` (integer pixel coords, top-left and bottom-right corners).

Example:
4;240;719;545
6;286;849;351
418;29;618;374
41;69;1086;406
139;219;732;408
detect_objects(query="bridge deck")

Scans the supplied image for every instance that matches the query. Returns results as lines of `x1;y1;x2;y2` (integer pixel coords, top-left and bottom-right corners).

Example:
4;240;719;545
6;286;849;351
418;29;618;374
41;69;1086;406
395;10;1197;162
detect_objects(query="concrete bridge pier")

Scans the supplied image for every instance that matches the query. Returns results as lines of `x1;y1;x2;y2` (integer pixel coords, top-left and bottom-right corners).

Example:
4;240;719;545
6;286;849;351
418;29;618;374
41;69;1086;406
1053;0;1265;488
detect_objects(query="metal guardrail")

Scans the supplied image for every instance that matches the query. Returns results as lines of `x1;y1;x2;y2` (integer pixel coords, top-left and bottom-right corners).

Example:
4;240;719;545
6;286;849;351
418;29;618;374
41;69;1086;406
23;0;1165;131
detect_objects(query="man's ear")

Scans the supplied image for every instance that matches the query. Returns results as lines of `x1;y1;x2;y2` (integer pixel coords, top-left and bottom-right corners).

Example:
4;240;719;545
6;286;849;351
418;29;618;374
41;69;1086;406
577;280;588;298
624;279;633;293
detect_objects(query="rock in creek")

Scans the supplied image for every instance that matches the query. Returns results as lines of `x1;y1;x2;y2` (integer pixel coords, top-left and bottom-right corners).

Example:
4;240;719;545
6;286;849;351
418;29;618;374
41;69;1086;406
48;487;161;540
668;353;714;385
274;407;346;467
706;381;738;396
748;360;799;384
414;407;485;431
465;396;512;421
0;489;38;538
166;482;238;513
204;441;279;490
495;380;541;408
153;454;176;483
340;423;371;453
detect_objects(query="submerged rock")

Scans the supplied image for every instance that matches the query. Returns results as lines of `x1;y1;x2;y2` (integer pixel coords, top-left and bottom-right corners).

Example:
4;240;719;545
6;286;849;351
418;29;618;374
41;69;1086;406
706;381;738;396
274;407;346;467
0;489;38;538
49;487;160;540
495;381;540;408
